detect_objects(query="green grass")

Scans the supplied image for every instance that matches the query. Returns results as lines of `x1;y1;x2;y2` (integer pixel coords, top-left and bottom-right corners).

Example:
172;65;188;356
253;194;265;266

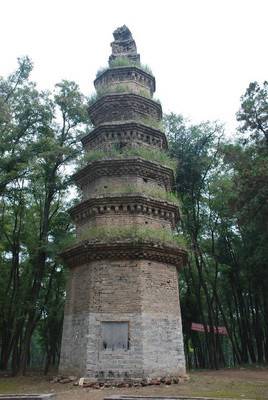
77;226;186;249
96;66;108;77
137;116;164;130
95;183;181;206
79;146;177;171
96;83;151;99
1;369;268;399
95;57;153;78
110;56;153;75
88;85;160;106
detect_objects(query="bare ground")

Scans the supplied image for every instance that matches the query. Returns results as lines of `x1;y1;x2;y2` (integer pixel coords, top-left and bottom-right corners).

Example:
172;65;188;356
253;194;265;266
0;368;268;399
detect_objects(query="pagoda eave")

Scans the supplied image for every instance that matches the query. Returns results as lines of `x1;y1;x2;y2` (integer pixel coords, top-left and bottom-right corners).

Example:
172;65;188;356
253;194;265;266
69;193;180;227
80;121;168;150
88;93;162;126
61;240;187;269
73;157;175;191
94;66;156;94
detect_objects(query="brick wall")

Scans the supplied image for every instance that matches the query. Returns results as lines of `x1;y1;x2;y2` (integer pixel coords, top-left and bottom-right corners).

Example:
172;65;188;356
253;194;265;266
59;259;185;379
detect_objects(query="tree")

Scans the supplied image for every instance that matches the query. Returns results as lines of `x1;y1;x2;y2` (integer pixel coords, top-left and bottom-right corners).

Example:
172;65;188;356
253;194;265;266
164;79;268;369
0;57;51;194
237;81;268;145
0;60;88;374
165;113;227;369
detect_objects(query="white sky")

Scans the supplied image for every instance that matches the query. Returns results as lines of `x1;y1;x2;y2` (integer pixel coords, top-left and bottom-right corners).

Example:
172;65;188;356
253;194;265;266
1;0;267;136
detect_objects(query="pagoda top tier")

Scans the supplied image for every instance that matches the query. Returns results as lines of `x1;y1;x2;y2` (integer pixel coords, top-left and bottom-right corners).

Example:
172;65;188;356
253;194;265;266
109;25;140;66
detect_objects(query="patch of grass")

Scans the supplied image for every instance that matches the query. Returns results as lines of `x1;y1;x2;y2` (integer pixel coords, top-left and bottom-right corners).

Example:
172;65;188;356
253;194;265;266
95;57;153;78
101;83;131;95
96;184;181;206
137;116;164;131
88;85;160;107
110;56;153;75
97;84;151;99
78;226;186;249
110;56;137;68
79;146;177;171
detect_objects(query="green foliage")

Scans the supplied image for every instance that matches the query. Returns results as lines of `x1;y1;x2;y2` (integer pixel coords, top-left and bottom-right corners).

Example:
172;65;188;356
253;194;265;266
237;81;268;146
164;113;224;198
88;92;98;106
0;58;87;374
110;56;136;68
2;53;268;376
96;57;153;78
95;183;181;206
79;145;176;171
97;83;152;99
76;225;186;249
100;83;131;95
165;107;268;370
137;116;164;131
0;56;51;194
110;56;153;76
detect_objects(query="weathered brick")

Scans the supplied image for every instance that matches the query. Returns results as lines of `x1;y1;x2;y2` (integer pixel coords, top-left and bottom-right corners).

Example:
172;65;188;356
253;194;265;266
59;25;186;382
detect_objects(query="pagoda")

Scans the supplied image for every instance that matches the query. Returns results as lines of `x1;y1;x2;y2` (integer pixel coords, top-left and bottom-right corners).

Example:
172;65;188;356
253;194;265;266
59;25;187;382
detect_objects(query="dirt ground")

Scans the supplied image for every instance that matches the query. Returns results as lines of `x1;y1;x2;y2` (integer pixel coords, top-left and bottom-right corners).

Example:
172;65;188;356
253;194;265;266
0;367;268;399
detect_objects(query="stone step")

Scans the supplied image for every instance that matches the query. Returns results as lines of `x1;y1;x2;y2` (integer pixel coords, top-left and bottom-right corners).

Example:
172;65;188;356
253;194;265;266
104;396;253;400
0;395;55;400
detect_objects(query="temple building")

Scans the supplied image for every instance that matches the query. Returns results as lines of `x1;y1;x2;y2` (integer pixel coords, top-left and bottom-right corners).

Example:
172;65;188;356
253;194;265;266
60;25;187;382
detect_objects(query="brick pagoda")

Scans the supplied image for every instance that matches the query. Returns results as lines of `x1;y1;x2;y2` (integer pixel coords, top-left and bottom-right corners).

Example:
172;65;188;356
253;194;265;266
60;25;187;382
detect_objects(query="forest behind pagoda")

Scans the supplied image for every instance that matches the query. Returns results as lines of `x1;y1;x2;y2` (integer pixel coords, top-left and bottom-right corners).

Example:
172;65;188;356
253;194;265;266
0;57;267;375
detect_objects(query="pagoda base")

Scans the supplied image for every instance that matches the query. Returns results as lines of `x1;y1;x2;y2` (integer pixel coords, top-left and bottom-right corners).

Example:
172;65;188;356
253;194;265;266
60;311;185;380
59;246;186;380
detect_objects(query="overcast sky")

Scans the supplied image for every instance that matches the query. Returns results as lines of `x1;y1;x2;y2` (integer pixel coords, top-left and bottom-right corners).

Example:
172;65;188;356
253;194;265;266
1;0;267;136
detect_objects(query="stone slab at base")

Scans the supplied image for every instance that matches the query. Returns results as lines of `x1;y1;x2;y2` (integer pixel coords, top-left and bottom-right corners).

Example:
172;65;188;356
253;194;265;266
0;395;55;400
87;375;187;384
59;256;186;380
104;396;253;400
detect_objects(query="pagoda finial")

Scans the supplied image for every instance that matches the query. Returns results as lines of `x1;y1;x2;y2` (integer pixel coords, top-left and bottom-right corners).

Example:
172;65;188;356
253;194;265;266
109;25;140;66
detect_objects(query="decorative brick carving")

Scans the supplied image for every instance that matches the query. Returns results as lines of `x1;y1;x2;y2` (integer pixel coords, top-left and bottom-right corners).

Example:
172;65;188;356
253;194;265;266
88;93;162;126
61;240;187;269
70;193;179;228
81;121;167;151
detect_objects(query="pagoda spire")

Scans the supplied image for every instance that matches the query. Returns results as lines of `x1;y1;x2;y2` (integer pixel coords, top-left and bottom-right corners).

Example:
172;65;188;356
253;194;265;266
109;25;140;66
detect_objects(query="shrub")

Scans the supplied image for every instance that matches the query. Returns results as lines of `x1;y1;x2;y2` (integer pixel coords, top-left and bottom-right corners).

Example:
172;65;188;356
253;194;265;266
88;85;159;107
79;146;177;171
97;84;151;98
77;225;186;249
93;184;181;206
137;116;164;131
96;57;153;77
